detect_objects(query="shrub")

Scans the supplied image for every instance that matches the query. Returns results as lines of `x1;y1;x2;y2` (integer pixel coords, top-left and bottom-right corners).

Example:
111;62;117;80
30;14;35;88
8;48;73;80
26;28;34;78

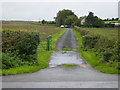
82;35;99;48
14;32;40;57
74;26;119;64
2;30;40;69
2;52;21;69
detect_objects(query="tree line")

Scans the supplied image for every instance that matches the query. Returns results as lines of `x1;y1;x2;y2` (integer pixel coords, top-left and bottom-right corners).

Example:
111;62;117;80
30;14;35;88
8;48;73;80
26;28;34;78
54;9;117;27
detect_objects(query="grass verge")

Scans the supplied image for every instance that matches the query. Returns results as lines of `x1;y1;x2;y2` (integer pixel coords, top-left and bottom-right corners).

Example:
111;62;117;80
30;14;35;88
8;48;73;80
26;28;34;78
63;64;77;67
52;29;66;49
2;28;66;76
73;29;119;74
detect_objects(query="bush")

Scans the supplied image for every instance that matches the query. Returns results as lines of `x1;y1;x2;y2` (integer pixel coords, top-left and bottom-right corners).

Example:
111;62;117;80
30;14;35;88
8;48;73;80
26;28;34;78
102;51;112;62
105;24;115;27
14;32;40;58
2;30;40;69
2;52;21;69
2;52;38;69
82;35;99;48
74;26;119;64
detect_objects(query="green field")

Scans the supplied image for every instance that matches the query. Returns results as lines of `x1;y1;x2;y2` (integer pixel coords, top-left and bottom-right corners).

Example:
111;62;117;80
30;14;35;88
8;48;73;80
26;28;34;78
82;27;118;40
104;20;120;23
2;21;66;75
74;27;119;74
2;21;60;41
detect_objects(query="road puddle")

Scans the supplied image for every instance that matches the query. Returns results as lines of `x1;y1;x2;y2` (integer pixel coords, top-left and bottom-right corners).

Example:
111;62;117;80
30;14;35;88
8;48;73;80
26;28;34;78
49;51;86;67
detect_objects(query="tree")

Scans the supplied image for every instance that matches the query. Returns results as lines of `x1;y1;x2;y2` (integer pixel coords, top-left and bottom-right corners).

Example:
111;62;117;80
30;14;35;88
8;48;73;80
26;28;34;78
112;18;114;21
41;19;46;24
115;18;119;21
85;12;94;26
92;16;105;27
55;9;77;26
85;12;105;27
75;18;81;26
64;15;78;26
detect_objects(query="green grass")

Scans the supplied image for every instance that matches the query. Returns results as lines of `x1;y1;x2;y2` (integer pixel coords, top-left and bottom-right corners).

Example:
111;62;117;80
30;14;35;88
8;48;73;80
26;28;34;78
2;21;60;41
52;29;66;49
104;20;120;23
63;64;77;67
62;48;76;51
80;51;118;74
0;69;2;75
2;45;52;76
83;27;118;40
73;29;119;74
2;24;66;76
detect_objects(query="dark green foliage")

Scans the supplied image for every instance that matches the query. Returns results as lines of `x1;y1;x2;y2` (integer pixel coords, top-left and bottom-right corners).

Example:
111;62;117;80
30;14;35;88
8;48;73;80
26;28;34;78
2;30;40;69
85;12;105;27
75;18;81;26
2;30;24;52
64;15;78;26
41;19;47;24
102;51;112;62
55;9;77;26
47;21;56;24
105;23;115;27
2;52;38;69
85;12;94;26
74;26;119;69
14;32;40;55
83;35;99;48
92;16;105;27
2;52;21;69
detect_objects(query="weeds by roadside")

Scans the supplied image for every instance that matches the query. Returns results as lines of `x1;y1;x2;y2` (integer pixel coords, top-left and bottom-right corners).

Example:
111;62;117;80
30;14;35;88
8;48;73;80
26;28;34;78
2;26;66;76
73;28;119;74
63;64;77;67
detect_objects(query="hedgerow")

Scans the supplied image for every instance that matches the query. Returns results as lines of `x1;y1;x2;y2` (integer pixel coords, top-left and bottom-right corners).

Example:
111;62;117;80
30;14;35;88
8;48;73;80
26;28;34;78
2;30;40;69
74;26;119;69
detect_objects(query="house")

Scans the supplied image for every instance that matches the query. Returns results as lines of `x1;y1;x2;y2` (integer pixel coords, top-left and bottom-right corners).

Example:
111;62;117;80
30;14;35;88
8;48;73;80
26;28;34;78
80;16;87;25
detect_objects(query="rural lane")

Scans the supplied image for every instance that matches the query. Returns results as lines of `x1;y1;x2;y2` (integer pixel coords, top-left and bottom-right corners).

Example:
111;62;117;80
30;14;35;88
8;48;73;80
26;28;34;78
56;28;77;50
2;28;119;88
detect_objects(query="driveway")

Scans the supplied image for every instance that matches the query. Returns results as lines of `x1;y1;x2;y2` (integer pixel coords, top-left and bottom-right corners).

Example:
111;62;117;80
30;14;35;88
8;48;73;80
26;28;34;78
2;28;119;88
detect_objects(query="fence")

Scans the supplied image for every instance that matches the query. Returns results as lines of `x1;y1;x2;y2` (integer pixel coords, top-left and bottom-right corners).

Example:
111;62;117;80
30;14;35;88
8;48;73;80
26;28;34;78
38;36;52;52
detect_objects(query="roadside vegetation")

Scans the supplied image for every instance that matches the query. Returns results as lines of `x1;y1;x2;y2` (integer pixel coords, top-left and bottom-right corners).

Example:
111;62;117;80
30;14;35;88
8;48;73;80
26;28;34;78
73;27;119;74
2;21;66;75
63;64;77;67
2;9;119;75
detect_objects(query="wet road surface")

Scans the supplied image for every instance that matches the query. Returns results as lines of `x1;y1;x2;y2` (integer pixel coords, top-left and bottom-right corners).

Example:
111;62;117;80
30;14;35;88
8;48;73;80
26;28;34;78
2;28;119;88
56;28;77;50
2;66;118;88
49;51;86;67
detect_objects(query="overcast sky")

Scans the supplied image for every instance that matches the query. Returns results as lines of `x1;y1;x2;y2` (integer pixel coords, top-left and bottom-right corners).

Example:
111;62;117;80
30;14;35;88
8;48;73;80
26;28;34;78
1;1;119;21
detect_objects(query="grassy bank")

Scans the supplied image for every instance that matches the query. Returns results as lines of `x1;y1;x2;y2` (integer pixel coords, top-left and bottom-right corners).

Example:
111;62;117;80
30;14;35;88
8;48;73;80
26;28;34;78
73;29;119;74
2;22;66;75
83;27;118;40
63;64;77;67
52;29;66;49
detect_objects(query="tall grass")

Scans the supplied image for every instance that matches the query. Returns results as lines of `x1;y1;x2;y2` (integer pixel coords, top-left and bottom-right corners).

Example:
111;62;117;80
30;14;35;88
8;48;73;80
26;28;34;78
2;21;60;41
2;21;66;75
73;28;119;74
2;29;66;75
83;27;118;40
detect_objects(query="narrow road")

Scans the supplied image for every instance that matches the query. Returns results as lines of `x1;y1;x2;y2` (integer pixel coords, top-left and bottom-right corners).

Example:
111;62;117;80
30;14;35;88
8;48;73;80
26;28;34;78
2;28;118;88
56;28;77;50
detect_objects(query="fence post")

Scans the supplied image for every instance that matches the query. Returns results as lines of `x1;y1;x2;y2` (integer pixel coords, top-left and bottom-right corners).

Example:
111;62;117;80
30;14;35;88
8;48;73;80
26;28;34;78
47;36;52;51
